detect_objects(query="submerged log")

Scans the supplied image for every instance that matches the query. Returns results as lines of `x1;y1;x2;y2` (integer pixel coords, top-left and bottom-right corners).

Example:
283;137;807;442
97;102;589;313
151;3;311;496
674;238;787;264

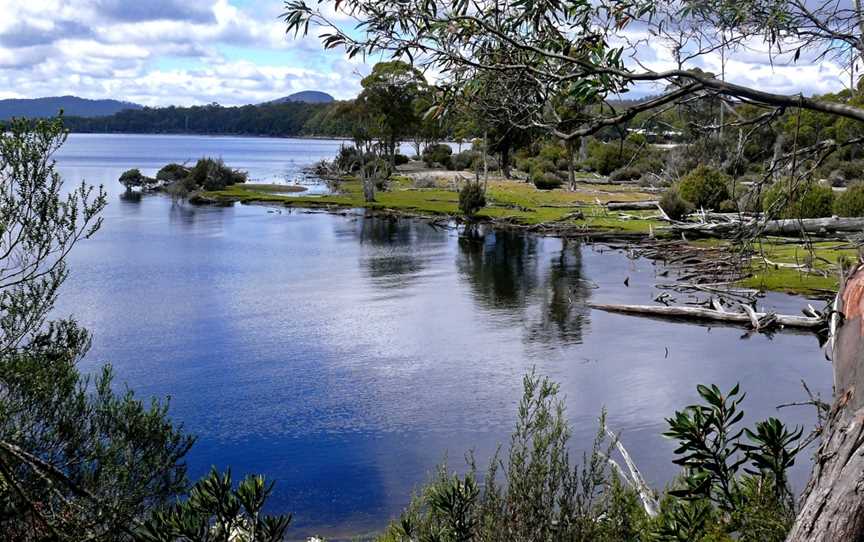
787;264;864;541
588;302;824;330
606;200;660;211
663;216;864;237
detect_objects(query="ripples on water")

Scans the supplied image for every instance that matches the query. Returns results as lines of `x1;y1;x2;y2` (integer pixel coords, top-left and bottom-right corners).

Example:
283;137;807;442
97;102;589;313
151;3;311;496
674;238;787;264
52;135;831;539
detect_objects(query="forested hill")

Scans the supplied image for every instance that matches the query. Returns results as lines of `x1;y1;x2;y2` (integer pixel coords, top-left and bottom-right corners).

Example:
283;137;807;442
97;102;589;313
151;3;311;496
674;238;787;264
0;96;142;120
61;101;349;138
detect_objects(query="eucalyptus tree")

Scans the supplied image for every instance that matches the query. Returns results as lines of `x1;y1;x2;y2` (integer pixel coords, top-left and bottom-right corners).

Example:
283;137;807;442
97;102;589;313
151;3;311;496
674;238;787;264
358;60;428;166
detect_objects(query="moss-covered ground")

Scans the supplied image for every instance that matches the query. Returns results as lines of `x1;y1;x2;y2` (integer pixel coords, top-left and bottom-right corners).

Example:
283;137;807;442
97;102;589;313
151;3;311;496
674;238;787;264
207;176;859;296
208;176;662;233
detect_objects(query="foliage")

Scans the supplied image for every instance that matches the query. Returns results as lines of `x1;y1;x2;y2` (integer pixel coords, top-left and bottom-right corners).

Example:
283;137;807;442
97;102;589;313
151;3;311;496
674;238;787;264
0;117;201;540
358;61;429;164
661;384;801;540
609;166;644;182
532;171;564;190
394;153;410;166
423;143;453;168
762;181;834;219
187;158;248;192
378;371;649;542
458;181;486;217
451;150;480;171
135;469;291;542
156;163;190;183
660;189;694;220
119;168;154;190
676;165;731;210
834;182;864;217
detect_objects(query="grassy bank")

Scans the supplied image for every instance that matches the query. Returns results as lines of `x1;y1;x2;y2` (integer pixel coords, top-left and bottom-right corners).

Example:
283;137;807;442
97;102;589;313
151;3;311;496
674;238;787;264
207;175;662;233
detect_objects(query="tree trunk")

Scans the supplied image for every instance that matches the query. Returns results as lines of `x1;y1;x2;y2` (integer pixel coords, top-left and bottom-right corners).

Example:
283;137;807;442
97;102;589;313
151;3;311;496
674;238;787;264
787;264;864;541
567;139;577;190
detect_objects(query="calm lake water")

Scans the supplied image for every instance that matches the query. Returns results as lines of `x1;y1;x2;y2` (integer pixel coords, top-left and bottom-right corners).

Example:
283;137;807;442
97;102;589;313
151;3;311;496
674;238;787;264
54;134;832;540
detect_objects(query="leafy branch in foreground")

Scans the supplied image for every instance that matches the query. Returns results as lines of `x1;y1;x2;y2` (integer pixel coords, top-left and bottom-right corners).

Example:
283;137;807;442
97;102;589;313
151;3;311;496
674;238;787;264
381;376;804;542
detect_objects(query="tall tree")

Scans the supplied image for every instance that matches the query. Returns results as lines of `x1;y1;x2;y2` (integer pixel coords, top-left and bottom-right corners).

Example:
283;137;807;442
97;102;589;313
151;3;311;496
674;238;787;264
357;61;427;166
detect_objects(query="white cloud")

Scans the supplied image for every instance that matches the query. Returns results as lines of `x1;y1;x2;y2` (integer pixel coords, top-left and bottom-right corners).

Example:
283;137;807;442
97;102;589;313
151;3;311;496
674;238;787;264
0;0;367;106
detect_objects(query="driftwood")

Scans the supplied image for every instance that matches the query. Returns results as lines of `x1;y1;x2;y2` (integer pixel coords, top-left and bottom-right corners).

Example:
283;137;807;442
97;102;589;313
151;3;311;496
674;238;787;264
588;302;825;330
606;200;659;211
663;216;864;237
787;264;864;540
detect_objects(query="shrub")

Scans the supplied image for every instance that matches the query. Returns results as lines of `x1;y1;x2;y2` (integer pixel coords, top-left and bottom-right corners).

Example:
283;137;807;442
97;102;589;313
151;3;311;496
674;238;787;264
188;158;248;191
119;168;145;189
459;181;486;217
659;189;694;220
533;172;563;190
335;145;362;172
156;163;189;183
834;182;864;216
676;165;731;209
609;166;643;182
762;181;834;219
423;143;453;168
583;140;628;175
394;153;410;166
451;150;480;171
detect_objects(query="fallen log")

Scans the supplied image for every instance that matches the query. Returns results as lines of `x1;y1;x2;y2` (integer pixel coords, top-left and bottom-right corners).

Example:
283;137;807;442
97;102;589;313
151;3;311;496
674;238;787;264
787;264;864;540
606;200;659;211
587;302;825;330
662;216;864;238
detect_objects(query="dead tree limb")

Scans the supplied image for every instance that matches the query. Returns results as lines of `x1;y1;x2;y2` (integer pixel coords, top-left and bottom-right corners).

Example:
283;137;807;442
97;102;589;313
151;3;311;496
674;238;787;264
588;302;825;330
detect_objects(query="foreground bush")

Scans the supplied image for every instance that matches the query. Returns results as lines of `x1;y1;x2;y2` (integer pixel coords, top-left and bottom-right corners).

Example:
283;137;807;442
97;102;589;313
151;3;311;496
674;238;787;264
459;181;486;217
451;150;480;171
834;183;864;217
763;181;834;219
379;375;802;542
156;163;190;183
188;157;248;191
676;165;731;210
119;168;157;190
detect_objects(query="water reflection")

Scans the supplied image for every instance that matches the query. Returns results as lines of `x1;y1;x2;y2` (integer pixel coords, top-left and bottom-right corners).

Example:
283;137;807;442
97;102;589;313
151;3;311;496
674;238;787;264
457;226;591;345
527;239;590;345
354;212;449;288
457;225;541;309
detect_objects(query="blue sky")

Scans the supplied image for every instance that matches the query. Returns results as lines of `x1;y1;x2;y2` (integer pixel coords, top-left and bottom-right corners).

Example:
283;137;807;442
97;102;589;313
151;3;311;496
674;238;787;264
0;0;374;106
0;0;853;107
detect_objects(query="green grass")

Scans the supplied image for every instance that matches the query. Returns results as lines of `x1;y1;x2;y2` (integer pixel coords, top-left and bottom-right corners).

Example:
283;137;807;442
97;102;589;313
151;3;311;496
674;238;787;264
207;179;662;233
740;240;856;296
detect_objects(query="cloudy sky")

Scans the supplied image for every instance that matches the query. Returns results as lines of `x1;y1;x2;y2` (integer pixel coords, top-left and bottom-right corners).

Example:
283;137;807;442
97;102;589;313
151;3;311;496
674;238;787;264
0;0;378;106
0;0;855;107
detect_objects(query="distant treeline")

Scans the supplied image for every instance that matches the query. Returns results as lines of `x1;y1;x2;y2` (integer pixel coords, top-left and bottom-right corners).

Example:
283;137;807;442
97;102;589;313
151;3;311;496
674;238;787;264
57;101;366;138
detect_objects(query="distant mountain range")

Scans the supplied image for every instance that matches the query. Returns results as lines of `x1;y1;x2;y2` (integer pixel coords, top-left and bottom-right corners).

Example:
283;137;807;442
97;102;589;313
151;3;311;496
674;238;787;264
0;91;337;121
0;96;144;121
264;91;335;105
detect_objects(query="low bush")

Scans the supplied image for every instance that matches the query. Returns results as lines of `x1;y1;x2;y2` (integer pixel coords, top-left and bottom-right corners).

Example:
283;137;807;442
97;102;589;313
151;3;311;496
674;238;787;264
188;158;248;191
532;172;563;190
458;181;486;217
380;375;803;542
676;165;731;210
451;150;480;171
335;145;362;173
119;168;146;189
394;153;410;166
834;182;864;216
659;189;694;220
762;181;834;219
422;143;453;168
156;163;190;183
609;166;643;182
